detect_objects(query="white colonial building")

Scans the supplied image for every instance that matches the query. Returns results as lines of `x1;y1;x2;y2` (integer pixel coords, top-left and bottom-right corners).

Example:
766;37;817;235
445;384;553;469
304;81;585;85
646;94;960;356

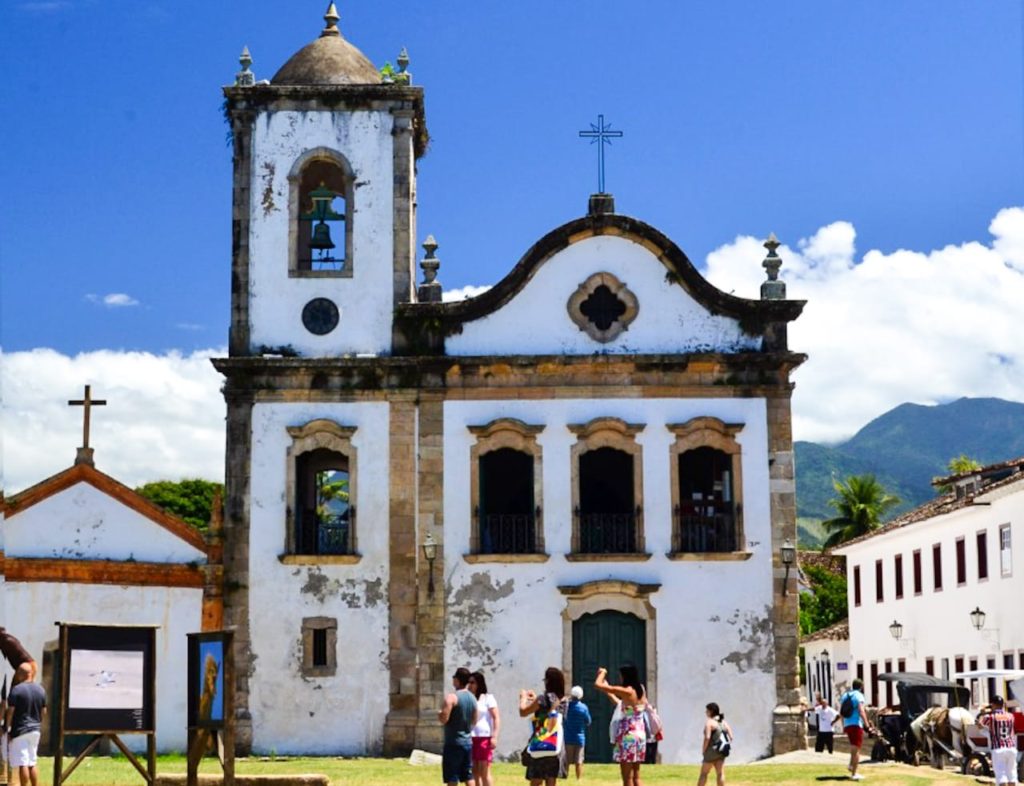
0;452;211;752
214;6;808;763
832;459;1024;709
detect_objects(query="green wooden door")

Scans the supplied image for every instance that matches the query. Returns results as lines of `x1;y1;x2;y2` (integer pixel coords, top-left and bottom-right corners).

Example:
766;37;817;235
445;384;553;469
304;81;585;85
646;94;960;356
572;611;646;764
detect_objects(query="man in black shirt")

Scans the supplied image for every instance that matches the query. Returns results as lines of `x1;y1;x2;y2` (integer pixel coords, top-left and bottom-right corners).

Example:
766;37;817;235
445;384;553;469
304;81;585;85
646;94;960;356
4;663;46;786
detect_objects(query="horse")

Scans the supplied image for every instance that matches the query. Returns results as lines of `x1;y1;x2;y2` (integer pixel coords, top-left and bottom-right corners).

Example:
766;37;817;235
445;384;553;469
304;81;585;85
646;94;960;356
911;706;975;766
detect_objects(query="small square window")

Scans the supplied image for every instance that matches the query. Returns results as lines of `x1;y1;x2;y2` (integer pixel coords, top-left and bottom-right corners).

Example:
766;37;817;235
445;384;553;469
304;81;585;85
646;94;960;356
301;617;337;677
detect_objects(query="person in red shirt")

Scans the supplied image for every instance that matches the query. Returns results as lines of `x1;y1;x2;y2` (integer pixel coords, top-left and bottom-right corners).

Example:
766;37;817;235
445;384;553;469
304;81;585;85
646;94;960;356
981;695;1019;786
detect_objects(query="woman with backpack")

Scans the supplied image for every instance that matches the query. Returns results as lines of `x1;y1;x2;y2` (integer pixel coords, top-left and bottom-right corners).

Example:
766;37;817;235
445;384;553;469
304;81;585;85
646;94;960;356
595;664;647;786
697;702;732;786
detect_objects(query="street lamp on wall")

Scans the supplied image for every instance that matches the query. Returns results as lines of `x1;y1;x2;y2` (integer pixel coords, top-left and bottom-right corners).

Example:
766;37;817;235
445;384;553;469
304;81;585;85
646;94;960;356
969;605;1000;649
888;618;916;656
781;539;796;595
422;533;438;597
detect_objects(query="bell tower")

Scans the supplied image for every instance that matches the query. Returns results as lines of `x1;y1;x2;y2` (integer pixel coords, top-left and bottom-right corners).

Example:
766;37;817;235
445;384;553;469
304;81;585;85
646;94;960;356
223;4;427;358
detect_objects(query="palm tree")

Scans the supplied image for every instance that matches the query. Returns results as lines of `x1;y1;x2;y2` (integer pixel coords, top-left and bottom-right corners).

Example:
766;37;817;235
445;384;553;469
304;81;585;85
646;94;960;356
821;474;900;549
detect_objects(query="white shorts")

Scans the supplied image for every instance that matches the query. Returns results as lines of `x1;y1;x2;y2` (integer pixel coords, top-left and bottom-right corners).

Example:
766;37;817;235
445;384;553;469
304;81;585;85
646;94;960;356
9;732;40;767
991;747;1019;785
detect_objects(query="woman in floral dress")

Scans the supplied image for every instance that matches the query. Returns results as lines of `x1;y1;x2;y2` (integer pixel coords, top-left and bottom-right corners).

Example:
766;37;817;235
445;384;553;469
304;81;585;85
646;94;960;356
595;664;647;786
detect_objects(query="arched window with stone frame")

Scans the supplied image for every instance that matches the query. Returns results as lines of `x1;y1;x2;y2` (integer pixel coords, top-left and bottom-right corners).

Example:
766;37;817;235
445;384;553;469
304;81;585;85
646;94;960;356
569;418;645;556
668;417;744;555
288;148;355;277
468;419;544;557
285;419;358;559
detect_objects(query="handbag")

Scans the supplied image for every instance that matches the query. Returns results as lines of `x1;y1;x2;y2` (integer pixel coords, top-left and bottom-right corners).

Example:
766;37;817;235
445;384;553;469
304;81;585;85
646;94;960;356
527;701;564;758
609;701;623;739
644;704;664;738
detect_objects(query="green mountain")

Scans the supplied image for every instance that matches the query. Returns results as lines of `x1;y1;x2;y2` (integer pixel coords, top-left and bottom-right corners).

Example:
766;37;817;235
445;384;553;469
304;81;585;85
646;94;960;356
795;397;1024;525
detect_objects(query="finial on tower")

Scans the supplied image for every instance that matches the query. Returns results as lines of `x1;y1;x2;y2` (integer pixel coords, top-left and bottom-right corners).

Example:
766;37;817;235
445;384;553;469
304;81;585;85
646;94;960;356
396;47;411;84
418;235;443;303
760;232;786;300
235;46;255;87
321;3;341;37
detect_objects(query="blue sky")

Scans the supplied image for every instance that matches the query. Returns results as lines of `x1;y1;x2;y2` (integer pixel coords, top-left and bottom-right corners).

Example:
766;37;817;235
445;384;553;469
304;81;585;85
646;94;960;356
3;2;1024;492
3;1;1022;354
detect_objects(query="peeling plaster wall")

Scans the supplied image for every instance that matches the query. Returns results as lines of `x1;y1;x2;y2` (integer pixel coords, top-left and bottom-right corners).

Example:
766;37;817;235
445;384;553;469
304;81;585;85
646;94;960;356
248;110;395;356
5;485;206;562
3;581;200;752
248;402;390;754
443;398;778;763
835;481;1024;706
446;236;761;356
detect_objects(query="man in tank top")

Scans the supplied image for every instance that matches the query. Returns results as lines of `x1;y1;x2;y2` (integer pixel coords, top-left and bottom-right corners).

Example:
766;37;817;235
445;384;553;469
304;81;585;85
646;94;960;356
438;667;479;786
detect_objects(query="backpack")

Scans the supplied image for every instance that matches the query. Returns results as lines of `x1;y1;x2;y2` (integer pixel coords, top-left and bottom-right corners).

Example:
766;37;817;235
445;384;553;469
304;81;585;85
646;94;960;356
840;693;855;719
714;723;731;756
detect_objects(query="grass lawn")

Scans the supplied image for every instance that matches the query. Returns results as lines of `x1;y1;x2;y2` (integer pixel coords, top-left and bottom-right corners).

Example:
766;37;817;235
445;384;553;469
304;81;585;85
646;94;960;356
28;756;986;786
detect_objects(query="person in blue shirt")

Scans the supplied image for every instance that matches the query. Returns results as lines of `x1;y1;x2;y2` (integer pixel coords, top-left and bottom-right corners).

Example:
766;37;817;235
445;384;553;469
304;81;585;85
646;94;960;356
839;678;868;781
563;685;592;780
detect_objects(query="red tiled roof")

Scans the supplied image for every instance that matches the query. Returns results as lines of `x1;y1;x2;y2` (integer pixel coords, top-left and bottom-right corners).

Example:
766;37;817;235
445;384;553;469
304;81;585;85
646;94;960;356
834;459;1024;551
801;618;849;643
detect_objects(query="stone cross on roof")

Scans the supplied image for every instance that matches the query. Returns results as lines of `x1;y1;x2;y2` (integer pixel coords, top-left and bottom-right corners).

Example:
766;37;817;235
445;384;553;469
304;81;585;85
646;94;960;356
68;384;106;466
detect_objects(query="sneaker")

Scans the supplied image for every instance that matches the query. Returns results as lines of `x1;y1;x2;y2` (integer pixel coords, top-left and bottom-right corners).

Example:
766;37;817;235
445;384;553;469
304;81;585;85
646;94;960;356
850;775;865;781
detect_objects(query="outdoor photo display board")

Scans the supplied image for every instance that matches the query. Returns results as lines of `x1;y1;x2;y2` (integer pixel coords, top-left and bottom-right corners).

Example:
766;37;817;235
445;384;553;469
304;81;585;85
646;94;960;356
187;631;229;728
185;630;235;786
62;624;156;733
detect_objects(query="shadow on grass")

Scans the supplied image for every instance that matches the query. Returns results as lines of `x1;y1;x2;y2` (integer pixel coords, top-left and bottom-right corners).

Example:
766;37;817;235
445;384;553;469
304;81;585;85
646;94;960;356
814;778;852;782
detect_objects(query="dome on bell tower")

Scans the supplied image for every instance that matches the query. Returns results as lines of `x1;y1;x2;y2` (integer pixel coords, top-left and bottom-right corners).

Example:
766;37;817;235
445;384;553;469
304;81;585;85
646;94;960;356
271;3;381;86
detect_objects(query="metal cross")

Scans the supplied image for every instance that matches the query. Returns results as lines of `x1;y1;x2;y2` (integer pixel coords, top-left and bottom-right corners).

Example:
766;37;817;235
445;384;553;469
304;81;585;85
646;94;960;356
68;384;107;450
578;114;624;194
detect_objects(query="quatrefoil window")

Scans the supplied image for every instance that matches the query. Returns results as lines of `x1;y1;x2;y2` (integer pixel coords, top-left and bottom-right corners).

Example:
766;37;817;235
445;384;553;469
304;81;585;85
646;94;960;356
567;272;639;342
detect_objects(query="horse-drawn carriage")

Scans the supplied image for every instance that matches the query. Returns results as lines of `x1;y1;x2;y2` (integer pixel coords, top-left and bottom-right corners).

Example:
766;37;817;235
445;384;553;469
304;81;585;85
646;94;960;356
869;672;971;768
954;669;1024;778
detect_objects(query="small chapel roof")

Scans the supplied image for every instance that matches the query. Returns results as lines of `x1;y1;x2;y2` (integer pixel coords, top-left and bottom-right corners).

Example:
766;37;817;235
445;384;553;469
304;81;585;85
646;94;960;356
271;4;381;86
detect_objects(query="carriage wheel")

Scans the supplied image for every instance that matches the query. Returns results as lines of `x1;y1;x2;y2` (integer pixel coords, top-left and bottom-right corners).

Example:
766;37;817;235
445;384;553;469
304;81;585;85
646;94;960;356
960;752;991;777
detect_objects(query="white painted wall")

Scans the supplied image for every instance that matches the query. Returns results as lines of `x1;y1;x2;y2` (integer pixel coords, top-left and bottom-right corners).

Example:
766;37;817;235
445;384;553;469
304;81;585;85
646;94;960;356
442;397;777;763
446;236;762;357
247;402;390;754
5;484;205;563
802;638;852;708
248;110;395;356
3;581;201;752
836;479;1024;707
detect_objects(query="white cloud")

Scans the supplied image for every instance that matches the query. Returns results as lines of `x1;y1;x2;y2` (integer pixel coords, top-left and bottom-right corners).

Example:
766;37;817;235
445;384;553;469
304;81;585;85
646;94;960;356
85;293;140;308
704;207;1024;443
2;348;226;495
442;285;491;302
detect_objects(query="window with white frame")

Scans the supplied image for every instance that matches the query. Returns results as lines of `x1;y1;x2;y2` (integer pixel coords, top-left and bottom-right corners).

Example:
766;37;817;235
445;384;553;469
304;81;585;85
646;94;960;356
1000;523;1012;576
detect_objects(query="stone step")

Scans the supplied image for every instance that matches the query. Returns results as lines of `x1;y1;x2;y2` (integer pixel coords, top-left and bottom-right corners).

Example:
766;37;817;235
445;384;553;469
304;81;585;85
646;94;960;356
156;776;328;786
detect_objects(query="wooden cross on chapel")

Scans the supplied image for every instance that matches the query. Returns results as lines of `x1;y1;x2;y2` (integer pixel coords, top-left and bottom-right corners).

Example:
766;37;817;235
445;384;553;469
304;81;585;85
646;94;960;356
68;384;106;466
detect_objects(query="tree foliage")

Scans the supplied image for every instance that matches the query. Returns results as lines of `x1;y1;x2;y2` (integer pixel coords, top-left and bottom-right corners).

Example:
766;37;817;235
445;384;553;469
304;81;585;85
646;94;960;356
799;564;848;636
934;454;983;494
821;474;900;549
135;479;223;532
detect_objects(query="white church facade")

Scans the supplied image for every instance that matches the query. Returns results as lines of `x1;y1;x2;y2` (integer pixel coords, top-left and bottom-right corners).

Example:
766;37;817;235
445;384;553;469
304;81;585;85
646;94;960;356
214;6;808;763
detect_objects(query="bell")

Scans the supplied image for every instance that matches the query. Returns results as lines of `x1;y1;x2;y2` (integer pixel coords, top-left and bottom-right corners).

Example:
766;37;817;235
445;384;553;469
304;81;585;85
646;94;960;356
309;221;335;251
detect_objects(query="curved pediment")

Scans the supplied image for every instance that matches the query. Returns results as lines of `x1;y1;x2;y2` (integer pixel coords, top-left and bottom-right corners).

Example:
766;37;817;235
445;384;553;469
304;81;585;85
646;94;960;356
396;212;803;357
